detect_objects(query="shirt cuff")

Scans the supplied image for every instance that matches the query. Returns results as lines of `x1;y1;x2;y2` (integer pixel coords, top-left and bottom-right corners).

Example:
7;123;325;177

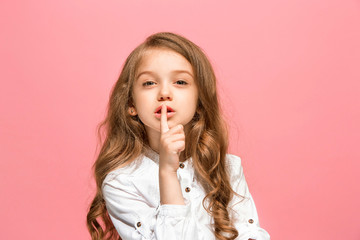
236;218;271;240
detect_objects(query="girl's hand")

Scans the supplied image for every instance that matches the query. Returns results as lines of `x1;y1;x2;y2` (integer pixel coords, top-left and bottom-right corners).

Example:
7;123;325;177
159;103;185;173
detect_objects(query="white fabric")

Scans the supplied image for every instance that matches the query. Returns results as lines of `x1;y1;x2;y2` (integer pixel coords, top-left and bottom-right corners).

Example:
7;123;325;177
102;148;270;240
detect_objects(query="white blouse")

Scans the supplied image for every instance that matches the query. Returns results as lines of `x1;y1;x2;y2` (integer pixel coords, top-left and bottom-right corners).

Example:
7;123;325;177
102;148;270;240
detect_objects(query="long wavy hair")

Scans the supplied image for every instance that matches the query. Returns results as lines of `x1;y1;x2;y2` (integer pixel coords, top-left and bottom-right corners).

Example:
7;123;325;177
86;32;242;240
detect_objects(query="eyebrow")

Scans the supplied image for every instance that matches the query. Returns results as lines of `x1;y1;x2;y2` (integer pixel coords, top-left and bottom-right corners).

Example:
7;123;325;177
136;70;194;80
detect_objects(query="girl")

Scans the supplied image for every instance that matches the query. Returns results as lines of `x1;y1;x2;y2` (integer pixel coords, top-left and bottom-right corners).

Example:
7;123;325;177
86;32;270;240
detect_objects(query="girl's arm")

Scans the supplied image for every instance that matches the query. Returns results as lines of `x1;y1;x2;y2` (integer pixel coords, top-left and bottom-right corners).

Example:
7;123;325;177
159;170;184;204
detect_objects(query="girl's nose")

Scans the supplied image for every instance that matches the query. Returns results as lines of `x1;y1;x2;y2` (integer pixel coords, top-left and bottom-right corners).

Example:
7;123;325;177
158;85;172;101
159;96;171;100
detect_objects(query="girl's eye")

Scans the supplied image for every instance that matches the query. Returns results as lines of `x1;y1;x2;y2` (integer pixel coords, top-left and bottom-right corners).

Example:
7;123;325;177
176;80;188;85
142;81;155;86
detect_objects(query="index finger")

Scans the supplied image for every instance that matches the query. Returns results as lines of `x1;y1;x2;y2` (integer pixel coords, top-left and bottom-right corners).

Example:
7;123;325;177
160;103;169;134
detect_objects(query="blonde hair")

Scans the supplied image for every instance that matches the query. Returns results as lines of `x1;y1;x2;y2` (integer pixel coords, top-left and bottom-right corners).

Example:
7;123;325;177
86;32;242;240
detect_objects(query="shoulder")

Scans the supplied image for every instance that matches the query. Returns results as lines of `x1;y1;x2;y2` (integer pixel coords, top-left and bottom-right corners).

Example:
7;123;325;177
225;153;242;168
225;153;243;178
102;154;161;205
102;154;157;189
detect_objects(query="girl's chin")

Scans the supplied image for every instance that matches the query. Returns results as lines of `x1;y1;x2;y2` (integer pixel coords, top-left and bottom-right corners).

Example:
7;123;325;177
143;123;175;133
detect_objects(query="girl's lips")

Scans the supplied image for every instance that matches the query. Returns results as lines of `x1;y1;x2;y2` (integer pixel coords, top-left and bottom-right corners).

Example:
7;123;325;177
154;111;176;119
154;105;175;114
154;105;176;119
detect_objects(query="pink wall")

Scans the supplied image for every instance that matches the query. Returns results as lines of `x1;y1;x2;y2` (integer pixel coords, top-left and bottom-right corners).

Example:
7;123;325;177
1;0;359;239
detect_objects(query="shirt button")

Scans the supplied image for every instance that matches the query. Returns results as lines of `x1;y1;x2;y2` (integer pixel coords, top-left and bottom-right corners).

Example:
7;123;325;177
137;222;141;227
179;163;185;168
248;219;254;224
185;187;191;192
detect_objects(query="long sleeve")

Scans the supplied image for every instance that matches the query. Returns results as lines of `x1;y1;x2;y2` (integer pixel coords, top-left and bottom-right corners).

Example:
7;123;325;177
226;154;271;240
102;173;157;239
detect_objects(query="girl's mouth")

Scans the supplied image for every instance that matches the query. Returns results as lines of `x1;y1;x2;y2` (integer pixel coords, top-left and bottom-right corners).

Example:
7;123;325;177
154;105;176;118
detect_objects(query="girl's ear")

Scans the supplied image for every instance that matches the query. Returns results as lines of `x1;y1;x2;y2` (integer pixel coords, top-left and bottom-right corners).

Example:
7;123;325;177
128;107;137;116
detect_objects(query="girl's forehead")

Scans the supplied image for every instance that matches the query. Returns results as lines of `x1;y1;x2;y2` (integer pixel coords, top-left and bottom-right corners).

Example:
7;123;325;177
136;48;193;73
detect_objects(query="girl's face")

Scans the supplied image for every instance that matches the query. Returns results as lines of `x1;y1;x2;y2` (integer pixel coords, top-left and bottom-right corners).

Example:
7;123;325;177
131;48;198;135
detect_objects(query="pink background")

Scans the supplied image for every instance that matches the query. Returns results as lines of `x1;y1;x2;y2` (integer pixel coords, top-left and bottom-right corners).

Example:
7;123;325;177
1;0;359;239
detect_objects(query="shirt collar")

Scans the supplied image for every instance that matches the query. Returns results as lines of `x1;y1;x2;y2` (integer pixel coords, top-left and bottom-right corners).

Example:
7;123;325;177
143;146;160;164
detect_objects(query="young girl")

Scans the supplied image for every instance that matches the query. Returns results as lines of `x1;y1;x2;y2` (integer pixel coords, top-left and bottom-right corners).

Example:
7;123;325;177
87;32;270;240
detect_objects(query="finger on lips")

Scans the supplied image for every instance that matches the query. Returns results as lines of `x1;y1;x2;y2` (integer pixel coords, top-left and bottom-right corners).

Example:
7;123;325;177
160;103;169;134
159;104;185;156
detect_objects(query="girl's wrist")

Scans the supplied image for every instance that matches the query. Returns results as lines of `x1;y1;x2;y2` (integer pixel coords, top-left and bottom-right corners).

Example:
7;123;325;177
159;167;178;176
